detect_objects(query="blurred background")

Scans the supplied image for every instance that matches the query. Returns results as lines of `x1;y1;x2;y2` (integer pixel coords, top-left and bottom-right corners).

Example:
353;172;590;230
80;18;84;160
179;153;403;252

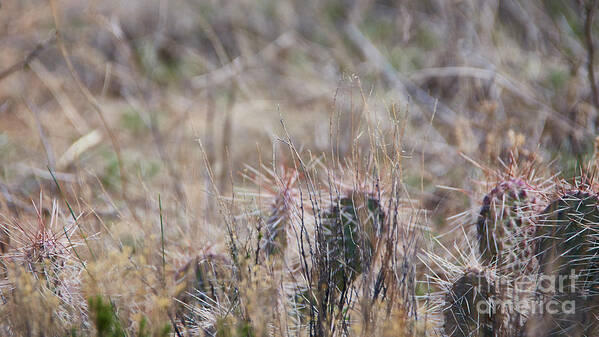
1;0;599;233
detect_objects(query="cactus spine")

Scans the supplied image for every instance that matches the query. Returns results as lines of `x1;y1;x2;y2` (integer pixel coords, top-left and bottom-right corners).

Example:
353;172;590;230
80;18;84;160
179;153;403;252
262;170;298;260
529;191;599;336
536;191;599;285
319;192;384;293
0;225;8;254
477;178;538;274
443;268;495;337
290;191;386;331
443;178;540;336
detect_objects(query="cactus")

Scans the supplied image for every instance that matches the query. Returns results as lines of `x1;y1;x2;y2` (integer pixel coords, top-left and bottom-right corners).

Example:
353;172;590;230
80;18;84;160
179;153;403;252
298;191;386;334
523;291;598;337
442;177;540;337
0;225;8;279
259;168;298;260
477;178;539;274
527;191;599;336
319;192;385;293
445;172;599;336
443;268;495;337
174;253;236;329
536;191;599;284
0;224;8;254
262;185;292;258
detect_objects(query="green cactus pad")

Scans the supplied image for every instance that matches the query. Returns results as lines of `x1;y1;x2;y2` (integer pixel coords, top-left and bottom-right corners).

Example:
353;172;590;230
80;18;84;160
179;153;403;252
477;178;538;273
320;193;385;293
536;191;599;285
443;268;495;337
263;194;290;258
529;191;599;337
175;254;235;319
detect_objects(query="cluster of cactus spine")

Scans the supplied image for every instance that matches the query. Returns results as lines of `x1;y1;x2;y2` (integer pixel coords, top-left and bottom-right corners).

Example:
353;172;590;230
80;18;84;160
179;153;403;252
291;190;385;324
253;167;298;262
529;190;599;336
535;191;599;286
0;225;8;279
319;191;385;294
443;268;495;337
445;177;539;337
261;177;295;260
0;225;8;254
444;173;599;337
174;253;236;331
476;178;539;275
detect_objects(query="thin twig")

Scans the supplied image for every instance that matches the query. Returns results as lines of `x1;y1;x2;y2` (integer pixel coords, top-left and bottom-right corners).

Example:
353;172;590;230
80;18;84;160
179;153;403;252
342;22;465;152
29;59;91;135
191;31;296;89
159;194;166;285
344;22;588;138
47;167;96;280
0;34;56;82
343;23;458;128
409;65;585;135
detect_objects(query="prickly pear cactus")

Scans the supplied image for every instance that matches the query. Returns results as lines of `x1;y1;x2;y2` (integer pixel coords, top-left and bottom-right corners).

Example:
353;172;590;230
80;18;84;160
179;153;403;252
0;225;8;254
443;268;495;337
536;191;599;285
524;291;598;337
477;178;539;273
471;178;540;336
174;254;236;325
263;191;291;258
261;170;298;259
528;191;599;336
320;192;385;292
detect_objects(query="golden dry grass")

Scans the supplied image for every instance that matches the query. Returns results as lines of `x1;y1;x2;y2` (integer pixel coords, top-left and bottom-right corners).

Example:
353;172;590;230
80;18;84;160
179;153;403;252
1;0;599;336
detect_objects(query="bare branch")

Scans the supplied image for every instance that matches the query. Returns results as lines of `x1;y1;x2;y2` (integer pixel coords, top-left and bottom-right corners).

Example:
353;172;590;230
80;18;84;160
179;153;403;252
0;34;56;82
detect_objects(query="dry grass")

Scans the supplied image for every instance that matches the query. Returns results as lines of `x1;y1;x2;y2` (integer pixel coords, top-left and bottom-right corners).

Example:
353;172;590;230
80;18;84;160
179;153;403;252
1;0;599;336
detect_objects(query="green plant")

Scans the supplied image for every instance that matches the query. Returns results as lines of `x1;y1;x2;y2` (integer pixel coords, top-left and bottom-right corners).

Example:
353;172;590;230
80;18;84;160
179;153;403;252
138;317;171;337
442;177;542;337
474;178;542;335
476;178;539;274
215;317;255;337
536;191;599;282
319;192;385;294
443;268;495;337
528;191;599;336
174;253;237;331
88;296;171;337
261;169;298;259
88;296;125;337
